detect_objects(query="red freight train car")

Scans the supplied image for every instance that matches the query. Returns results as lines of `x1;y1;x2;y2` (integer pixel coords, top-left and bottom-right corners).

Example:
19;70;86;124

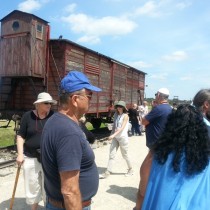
0;10;146;128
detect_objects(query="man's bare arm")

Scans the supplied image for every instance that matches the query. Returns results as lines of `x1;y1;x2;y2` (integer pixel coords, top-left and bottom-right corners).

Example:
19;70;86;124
60;170;82;210
142;117;150;126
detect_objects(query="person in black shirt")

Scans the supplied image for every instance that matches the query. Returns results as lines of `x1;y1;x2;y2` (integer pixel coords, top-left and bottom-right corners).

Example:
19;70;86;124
16;92;57;210
79;116;96;144
128;103;142;136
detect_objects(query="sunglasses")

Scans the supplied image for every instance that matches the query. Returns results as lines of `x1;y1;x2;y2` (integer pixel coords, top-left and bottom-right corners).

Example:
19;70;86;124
116;105;123;108
44;102;52;105
72;93;93;100
79;94;92;100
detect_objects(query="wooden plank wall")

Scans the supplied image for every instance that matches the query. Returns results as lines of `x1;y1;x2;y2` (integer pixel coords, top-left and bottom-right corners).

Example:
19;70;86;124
0;12;48;78
0;35;31;76
48;40;145;117
0;77;45;111
47;41;65;102
113;63;127;102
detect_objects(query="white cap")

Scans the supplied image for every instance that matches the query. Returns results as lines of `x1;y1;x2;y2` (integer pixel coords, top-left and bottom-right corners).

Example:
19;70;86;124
158;88;169;96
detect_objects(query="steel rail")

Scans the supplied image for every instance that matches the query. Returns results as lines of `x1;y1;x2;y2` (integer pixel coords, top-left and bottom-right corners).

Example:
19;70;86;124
0;159;16;169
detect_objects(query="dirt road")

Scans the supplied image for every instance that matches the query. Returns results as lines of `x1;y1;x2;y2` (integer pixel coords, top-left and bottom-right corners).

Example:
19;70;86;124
0;135;147;210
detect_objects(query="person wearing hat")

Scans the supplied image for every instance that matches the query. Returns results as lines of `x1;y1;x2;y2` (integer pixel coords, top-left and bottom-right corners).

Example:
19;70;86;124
134;88;172;210
16;92;57;210
41;71;101;210
101;100;133;178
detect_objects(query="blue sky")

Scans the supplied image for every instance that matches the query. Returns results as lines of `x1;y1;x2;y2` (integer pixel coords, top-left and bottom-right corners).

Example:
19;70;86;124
1;0;210;100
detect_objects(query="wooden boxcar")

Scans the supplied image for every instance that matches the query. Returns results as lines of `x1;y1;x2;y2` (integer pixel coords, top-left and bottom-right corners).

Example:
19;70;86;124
0;10;146;128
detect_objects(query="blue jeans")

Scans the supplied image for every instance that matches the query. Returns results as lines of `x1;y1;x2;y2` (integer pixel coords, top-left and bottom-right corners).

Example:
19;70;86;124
46;201;91;210
131;121;141;135
83;206;91;210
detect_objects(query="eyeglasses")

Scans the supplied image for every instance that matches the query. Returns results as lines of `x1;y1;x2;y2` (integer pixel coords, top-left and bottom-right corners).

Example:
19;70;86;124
44;102;52;105
116;105;123;108
73;93;92;100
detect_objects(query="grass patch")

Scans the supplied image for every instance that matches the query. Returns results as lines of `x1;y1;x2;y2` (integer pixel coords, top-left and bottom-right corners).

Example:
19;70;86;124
0;120;108;147
0;120;16;147
86;122;107;130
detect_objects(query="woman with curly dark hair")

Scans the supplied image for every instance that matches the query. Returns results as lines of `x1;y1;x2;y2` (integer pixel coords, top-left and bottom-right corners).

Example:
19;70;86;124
141;104;210;210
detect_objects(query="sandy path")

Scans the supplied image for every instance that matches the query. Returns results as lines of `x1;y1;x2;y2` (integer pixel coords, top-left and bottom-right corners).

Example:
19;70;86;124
0;135;147;210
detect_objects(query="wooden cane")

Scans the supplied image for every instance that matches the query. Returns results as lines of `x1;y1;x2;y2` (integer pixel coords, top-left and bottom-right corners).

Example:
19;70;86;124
9;165;21;210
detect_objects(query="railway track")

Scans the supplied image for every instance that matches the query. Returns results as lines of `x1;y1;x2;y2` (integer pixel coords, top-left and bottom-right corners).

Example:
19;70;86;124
0;159;16;169
0;127;111;169
0;145;17;169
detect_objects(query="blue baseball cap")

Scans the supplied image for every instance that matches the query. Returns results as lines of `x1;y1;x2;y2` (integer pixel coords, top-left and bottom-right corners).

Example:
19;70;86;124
60;70;102;93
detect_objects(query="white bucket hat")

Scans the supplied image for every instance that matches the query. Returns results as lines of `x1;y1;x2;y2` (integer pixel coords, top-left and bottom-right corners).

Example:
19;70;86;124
33;92;57;105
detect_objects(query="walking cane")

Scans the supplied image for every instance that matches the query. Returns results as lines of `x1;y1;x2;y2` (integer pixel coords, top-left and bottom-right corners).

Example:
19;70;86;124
9;165;21;210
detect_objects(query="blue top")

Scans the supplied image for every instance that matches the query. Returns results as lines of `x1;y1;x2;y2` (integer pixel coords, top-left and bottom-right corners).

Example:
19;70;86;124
41;112;99;202
145;104;172;148
203;117;210;138
142;117;210;210
142;153;210;210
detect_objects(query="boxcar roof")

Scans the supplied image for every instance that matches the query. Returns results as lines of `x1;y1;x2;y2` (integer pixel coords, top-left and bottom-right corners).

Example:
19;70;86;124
0;10;48;23
50;38;147;75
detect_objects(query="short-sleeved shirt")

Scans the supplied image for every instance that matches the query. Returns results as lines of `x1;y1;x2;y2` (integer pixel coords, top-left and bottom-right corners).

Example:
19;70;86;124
18;110;54;157
128;108;139;123
142;152;210;210
145;104;172;149
41;112;99;202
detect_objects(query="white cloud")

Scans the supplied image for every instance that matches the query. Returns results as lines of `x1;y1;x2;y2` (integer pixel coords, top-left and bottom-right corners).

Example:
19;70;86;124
18;0;41;12
132;0;191;18
63;3;77;13
128;61;153;69
175;1;192;10
162;51;188;61
61;13;137;44
18;0;50;12
134;1;162;17
77;35;100;44
61;14;137;35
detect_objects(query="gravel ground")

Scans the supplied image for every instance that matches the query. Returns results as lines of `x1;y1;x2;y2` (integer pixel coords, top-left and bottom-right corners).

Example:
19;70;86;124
0;135;147;210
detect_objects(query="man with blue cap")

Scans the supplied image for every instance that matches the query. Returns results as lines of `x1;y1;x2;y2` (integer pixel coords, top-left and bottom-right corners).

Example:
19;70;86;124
41;70;101;210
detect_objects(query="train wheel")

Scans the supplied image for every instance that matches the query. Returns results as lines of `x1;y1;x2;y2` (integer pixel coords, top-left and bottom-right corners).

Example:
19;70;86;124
91;118;102;129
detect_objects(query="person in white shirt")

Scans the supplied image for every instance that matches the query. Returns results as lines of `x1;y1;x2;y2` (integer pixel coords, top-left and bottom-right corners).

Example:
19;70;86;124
101;101;133;178
138;101;148;132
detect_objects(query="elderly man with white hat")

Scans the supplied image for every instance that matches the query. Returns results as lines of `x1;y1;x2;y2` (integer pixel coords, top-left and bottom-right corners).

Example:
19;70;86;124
133;88;172;210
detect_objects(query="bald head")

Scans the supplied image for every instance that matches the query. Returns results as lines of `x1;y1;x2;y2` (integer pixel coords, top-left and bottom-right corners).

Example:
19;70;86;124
133;103;137;109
